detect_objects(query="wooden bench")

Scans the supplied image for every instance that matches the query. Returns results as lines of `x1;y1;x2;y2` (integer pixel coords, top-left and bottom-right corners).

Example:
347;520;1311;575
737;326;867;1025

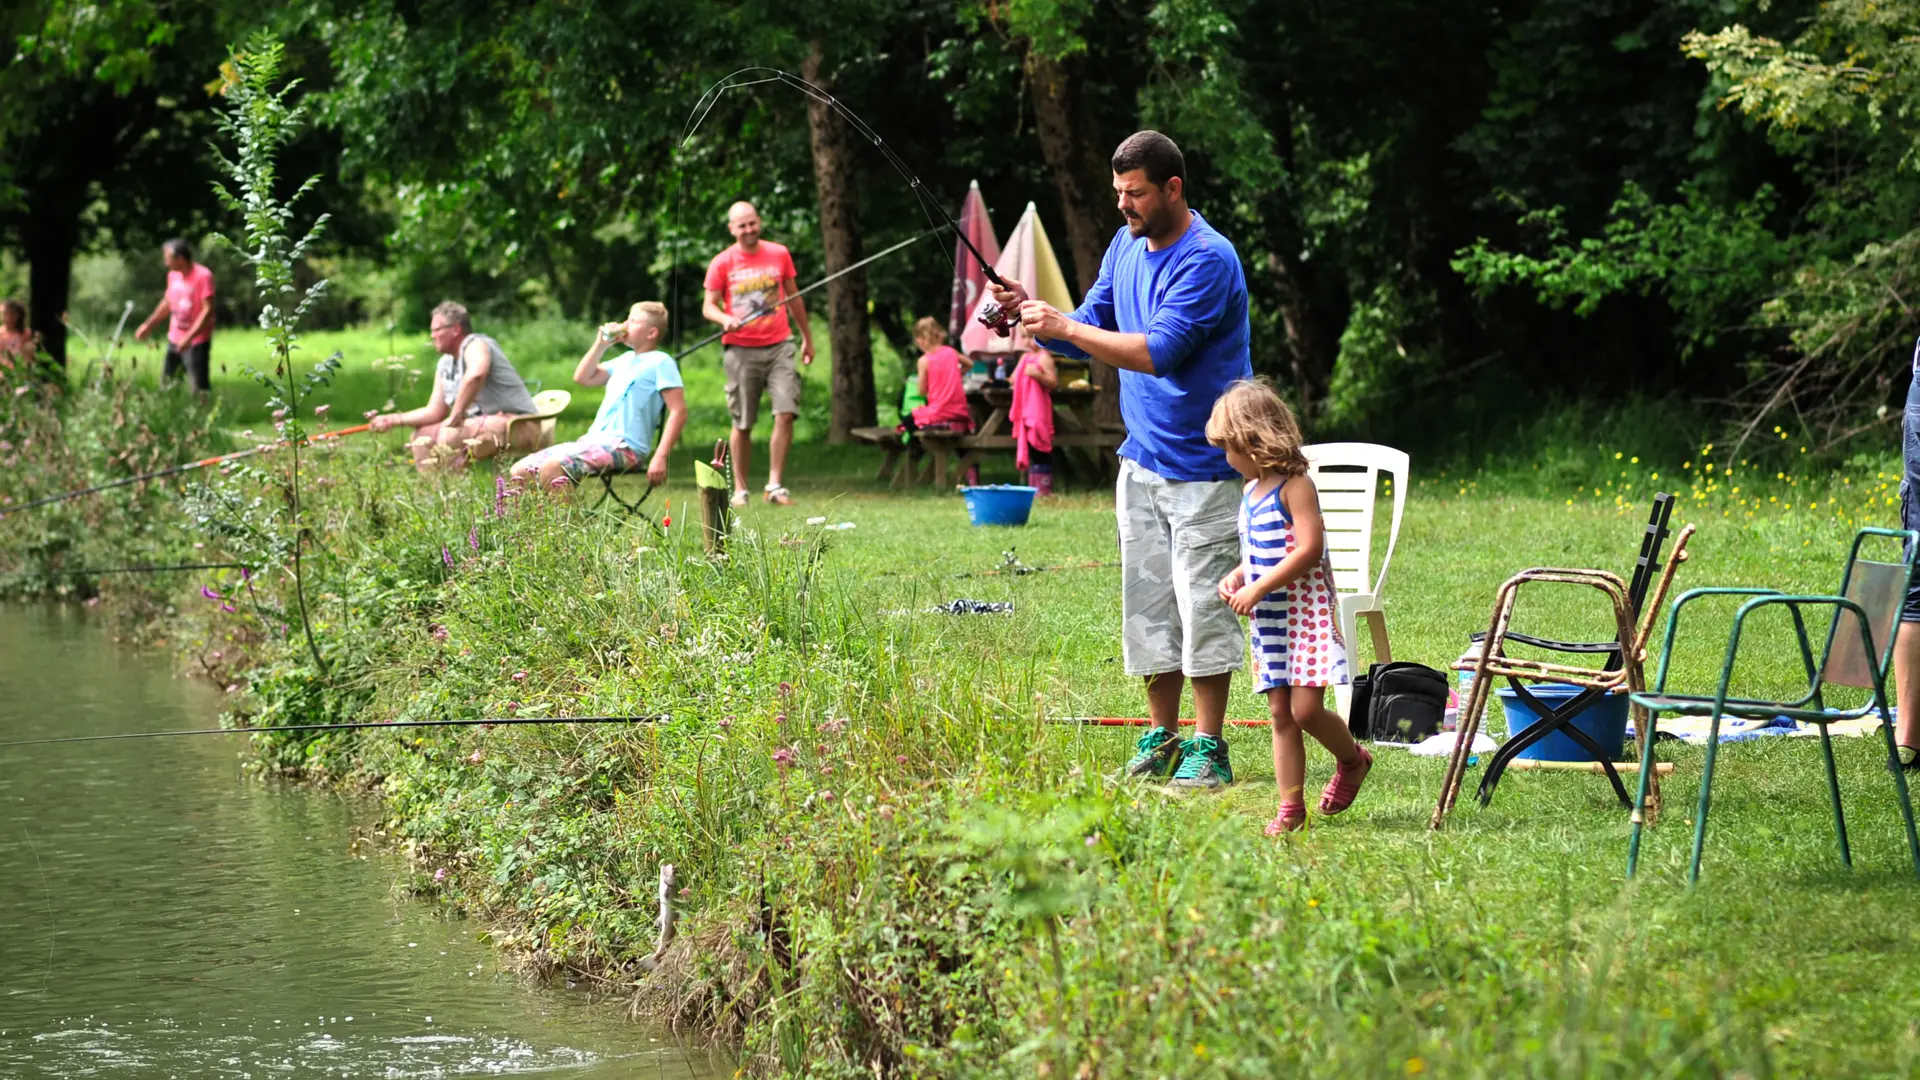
854;386;1125;489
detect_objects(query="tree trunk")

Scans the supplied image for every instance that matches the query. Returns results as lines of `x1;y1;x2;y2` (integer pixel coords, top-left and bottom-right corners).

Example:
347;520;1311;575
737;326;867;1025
21;195;81;371
1026;51;1123;428
804;41;874;444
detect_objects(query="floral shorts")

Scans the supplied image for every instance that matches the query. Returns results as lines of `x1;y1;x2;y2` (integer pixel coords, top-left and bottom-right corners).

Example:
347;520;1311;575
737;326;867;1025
513;435;642;485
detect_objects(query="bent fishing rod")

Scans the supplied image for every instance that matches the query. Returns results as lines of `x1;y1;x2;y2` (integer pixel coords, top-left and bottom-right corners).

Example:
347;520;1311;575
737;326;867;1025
682;69;1019;336
0;714;674;749
1;413;373;522
670;226;939;362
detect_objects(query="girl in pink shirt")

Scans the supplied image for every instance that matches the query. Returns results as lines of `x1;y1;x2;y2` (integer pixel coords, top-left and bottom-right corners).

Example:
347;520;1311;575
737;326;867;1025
0;300;34;375
907;317;972;433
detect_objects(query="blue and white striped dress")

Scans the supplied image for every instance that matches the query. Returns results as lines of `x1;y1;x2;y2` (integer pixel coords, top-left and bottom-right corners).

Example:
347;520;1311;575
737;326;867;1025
1239;478;1350;692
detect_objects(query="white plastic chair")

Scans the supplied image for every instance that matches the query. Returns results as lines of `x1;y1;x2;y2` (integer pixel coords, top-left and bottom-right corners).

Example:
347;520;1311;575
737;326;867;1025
1304;442;1409;717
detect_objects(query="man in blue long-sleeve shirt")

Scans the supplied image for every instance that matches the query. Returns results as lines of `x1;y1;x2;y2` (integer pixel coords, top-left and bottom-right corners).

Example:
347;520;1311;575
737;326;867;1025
990;130;1253;790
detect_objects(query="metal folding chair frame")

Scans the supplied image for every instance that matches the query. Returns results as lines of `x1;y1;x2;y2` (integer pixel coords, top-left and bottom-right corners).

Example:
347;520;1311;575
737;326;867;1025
593;474;660;529
1626;527;1920;884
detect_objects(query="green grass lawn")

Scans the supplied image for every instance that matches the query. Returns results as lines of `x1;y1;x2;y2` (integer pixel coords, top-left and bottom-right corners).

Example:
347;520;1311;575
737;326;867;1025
46;328;1920;1073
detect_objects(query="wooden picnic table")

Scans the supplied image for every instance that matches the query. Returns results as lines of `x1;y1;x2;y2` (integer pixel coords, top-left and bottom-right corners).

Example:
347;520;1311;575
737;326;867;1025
851;384;1124;490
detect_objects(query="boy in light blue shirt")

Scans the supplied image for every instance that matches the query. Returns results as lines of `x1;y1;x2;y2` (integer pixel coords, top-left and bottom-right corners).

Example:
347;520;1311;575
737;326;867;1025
511;301;687;495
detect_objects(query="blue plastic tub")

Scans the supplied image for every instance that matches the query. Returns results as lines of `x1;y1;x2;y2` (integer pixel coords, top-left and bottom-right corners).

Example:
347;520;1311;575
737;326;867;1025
961;485;1037;527
1494;682;1629;761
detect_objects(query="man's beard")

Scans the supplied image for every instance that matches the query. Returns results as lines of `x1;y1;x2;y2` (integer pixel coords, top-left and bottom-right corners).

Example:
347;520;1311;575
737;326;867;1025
1124;213;1149;237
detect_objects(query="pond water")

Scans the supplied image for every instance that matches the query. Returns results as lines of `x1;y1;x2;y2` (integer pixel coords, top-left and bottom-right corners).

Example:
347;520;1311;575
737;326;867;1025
0;605;717;1079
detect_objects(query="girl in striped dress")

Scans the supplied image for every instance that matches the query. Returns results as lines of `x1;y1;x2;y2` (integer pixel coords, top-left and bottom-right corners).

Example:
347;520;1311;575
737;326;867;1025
1206;380;1372;835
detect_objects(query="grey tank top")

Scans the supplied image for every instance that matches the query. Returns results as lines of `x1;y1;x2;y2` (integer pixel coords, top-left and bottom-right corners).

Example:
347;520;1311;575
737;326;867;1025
437;333;537;417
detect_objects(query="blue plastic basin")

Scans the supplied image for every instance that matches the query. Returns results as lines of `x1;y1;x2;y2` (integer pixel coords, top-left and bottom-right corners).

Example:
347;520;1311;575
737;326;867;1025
961;485;1037;527
1494;682;1629;761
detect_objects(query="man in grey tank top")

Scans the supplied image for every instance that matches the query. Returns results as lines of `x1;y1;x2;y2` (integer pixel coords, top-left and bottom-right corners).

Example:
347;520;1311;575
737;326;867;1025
370;301;542;473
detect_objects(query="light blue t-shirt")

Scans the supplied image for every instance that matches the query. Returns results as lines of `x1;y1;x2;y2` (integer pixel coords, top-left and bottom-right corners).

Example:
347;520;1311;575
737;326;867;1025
587;350;682;455
1041;210;1252;482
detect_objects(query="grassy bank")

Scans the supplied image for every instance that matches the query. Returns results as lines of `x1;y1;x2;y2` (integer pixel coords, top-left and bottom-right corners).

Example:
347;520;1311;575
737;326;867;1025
10;349;1920;1075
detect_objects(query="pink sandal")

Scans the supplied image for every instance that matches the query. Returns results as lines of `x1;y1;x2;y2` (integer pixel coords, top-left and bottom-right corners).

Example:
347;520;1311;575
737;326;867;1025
1319;747;1373;815
1264;803;1308;836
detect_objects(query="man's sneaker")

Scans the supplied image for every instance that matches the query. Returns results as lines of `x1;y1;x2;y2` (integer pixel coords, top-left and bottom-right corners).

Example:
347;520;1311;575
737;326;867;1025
1168;733;1233;790
1123;727;1183;780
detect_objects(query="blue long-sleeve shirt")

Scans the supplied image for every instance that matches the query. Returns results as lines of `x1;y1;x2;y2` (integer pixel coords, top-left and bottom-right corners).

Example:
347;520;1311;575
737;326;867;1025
1042;210;1252;482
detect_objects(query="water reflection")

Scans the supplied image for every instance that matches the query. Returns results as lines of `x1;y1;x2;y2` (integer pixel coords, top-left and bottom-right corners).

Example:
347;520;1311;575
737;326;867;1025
0;605;715;1078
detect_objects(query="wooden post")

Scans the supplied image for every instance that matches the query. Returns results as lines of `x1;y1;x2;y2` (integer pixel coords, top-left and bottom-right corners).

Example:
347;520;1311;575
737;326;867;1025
697;440;732;556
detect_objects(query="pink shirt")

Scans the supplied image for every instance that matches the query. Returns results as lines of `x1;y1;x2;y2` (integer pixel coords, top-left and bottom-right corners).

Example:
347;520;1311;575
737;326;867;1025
911;345;971;429
167;263;215;346
704;241;797;348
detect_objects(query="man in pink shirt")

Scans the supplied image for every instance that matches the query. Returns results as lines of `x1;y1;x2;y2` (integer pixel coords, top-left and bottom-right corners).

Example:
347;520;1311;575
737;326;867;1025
134;238;215;394
703;201;815;507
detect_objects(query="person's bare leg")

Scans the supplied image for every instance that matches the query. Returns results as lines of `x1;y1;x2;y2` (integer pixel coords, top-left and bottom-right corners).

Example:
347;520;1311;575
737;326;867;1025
1293;685;1364;766
1897;622;1920;752
536;460;574;501
411;423;443;474
730;426;753;500
1270;691;1306;812
1191;671;1232;739
769;412;795;490
1145;671;1184;736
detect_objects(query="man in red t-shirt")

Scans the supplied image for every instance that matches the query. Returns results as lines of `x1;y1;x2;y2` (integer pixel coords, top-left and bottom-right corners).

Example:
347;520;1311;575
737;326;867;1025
134;238;215;394
703;201;815;507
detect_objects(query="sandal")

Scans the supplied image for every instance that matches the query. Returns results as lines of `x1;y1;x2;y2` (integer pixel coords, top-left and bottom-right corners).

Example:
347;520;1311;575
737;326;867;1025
1319;746;1373;815
1264;803;1308;836
730;490;749;509
763;484;794;506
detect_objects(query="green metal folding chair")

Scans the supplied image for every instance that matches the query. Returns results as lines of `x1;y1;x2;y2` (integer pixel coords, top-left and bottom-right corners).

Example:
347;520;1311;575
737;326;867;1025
1627;527;1920;884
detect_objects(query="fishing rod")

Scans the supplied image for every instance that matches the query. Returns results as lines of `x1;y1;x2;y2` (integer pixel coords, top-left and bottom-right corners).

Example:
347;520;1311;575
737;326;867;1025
670;227;939;363
682;69;1020;336
0;714;674;749
0;421;372;520
6;561;248;578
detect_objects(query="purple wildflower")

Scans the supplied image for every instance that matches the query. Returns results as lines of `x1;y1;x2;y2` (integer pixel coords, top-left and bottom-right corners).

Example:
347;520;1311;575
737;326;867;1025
777;682;794;699
200;585;223;602
240;566;253;582
820;763;834;775
433;867;447;883
468;526;480;552
442;546;455;570
772;746;796;770
430;624;449;641
719;716;734;729
510;670;527;682
220;603;236;614
494;476;510;518
314;404;330;417
820;791;836;804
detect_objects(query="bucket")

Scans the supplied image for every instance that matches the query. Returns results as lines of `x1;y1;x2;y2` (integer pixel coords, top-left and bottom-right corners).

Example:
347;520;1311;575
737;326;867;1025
1493;683;1629;761
961;485;1037;527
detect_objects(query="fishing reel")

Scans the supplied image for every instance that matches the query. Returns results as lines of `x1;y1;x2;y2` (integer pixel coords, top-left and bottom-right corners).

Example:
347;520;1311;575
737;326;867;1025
976;300;1018;338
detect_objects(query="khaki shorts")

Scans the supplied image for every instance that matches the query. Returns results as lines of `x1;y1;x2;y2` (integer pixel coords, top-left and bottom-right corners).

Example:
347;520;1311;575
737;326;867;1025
723;340;801;430
1117;458;1246;678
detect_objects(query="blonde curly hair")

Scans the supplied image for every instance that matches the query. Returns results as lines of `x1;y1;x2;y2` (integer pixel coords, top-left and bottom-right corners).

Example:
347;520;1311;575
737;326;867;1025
1205;378;1309;477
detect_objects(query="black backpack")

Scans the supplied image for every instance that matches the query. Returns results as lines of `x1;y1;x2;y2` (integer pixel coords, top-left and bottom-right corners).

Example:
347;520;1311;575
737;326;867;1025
1348;661;1450;742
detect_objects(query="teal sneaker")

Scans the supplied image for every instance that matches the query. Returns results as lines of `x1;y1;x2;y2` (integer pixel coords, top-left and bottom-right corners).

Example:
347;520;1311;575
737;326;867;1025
1168;733;1233;790
1123;727;1183;780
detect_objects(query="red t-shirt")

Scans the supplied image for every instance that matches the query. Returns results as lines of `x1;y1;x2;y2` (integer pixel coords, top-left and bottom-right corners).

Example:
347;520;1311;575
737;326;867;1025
167;263;215;346
911;345;971;429
704;241;797;348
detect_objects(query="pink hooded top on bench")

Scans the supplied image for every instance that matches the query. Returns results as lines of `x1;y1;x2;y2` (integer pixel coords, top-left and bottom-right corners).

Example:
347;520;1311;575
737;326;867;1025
1009;349;1055;469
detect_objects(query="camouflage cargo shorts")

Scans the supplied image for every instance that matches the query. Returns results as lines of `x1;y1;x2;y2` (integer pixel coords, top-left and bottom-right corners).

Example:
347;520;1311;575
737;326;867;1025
1116;458;1246;678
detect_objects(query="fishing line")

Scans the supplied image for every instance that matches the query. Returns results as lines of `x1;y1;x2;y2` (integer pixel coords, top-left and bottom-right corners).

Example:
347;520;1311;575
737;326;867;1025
0;714;674;749
0;420;372;520
669;228;939;363
682;69;999;282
